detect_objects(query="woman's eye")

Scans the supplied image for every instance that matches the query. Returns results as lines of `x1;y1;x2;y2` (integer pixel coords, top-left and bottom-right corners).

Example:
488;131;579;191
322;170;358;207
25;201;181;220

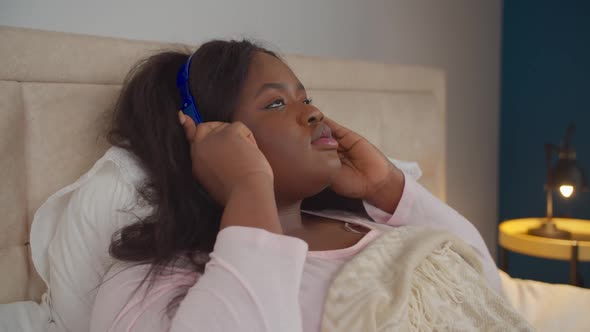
303;98;313;105
265;99;285;109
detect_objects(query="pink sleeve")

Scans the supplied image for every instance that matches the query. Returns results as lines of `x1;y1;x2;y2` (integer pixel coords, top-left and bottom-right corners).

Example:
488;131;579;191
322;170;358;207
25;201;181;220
362;176;502;293
172;226;307;332
90;226;308;332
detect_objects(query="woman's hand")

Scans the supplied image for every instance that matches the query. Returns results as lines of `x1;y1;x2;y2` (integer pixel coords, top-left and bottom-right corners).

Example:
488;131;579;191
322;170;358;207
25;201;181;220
325;118;405;214
179;112;273;206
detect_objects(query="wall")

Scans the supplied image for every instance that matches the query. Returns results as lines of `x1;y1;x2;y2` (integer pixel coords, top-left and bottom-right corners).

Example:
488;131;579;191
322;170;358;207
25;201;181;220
0;0;503;255
500;0;590;285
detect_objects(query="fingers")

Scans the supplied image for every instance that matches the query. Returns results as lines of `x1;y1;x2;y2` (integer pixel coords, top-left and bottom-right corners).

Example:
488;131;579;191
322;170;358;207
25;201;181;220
324;117;366;154
179;111;227;143
177;110;226;143
231;122;258;147
195;122;229;142
323;117;350;139
178;113;258;147
179;111;197;142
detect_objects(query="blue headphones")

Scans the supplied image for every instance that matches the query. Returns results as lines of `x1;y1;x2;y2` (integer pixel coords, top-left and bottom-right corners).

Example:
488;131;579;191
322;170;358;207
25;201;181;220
176;53;203;124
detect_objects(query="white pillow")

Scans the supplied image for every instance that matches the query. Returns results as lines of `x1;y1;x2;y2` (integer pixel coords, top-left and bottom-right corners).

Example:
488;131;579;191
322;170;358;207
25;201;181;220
0;300;53;332
30;147;152;332
29;146;421;332
499;270;590;331
387;157;422;181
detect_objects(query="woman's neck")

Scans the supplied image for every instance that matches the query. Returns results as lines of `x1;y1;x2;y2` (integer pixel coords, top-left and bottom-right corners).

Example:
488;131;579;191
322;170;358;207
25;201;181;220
276;201;304;234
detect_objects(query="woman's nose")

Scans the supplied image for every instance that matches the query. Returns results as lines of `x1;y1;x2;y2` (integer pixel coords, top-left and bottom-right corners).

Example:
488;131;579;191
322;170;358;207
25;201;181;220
298;106;324;126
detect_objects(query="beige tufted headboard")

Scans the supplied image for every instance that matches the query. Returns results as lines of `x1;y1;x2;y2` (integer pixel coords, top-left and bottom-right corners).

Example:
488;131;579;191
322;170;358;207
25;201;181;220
0;26;446;303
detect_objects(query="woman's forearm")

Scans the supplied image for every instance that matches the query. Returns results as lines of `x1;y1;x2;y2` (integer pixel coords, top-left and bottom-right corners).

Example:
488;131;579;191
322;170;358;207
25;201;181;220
220;174;282;234
364;168;405;214
364;176;502;292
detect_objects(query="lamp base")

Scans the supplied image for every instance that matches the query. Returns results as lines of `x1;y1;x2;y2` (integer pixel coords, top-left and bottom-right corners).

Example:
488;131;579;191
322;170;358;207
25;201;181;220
528;221;572;239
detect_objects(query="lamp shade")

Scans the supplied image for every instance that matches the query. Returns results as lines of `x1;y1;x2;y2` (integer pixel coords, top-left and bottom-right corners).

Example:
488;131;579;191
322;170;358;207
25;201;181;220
548;158;588;194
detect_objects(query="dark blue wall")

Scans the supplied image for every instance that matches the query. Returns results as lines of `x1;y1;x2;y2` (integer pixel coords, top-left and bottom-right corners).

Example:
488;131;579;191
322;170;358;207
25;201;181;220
500;0;590;285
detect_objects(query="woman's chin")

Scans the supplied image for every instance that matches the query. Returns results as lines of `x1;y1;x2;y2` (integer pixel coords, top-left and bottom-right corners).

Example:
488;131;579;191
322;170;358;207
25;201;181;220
271;154;341;201
288;172;338;202
319;153;342;177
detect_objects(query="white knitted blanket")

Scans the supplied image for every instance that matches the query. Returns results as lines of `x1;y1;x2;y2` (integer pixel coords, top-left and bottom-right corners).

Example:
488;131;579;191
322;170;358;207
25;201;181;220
321;226;535;331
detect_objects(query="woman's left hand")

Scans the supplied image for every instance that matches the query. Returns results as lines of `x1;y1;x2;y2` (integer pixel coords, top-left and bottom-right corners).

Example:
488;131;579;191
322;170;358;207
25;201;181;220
325;118;405;214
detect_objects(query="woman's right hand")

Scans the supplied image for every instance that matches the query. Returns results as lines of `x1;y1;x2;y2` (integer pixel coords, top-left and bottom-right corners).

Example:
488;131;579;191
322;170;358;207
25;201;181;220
179;112;274;206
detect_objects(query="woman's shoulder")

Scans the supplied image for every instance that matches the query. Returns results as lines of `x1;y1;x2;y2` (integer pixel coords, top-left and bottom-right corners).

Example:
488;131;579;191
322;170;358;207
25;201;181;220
90;262;201;332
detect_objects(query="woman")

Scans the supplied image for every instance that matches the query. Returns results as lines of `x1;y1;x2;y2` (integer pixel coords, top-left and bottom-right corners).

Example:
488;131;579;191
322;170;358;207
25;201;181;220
90;40;501;331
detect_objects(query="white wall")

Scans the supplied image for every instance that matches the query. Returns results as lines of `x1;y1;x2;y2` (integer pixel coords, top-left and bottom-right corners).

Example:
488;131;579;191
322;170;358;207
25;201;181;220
0;0;502;255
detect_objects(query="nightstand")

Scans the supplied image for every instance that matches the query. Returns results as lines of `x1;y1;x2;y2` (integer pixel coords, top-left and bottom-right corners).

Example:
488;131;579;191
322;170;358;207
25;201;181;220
499;218;590;286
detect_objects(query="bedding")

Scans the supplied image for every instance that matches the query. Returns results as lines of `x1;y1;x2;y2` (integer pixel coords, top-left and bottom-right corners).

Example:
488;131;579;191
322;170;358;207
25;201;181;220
322;227;533;331
0;300;53;332
498;270;590;330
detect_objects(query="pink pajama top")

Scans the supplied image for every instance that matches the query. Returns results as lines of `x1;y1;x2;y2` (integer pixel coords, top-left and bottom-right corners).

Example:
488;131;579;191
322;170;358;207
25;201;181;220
90;176;501;332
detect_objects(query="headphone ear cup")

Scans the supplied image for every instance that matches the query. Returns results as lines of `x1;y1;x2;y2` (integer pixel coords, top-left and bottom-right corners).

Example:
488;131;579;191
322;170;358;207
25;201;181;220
184;103;202;124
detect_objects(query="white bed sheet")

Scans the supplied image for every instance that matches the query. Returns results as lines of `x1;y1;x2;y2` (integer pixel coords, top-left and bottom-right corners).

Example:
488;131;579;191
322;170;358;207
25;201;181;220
0;300;57;332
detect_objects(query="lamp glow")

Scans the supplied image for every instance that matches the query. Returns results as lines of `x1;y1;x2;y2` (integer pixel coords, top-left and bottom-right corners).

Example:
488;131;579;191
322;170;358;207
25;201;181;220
559;185;574;198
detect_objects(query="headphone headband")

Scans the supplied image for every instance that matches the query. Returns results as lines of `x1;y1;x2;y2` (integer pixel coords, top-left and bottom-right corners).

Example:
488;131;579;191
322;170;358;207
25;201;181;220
176;53;203;124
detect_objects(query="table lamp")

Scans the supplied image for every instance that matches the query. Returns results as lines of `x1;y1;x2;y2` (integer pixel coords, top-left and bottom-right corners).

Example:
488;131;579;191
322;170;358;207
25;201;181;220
528;124;588;239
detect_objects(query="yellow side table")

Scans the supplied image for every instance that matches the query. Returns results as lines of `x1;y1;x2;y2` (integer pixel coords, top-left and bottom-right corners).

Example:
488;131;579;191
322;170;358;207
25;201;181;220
499;218;590;286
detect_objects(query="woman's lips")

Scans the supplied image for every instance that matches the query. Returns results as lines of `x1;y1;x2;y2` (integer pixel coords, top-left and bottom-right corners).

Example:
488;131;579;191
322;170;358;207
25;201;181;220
311;123;338;149
312;137;339;149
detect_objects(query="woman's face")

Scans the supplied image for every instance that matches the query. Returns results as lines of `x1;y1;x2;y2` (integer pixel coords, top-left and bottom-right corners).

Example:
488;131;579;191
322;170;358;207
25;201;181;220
232;52;341;202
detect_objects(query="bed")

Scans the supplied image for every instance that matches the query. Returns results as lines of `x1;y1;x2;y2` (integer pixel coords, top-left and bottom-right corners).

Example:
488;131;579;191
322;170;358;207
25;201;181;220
0;26;588;331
